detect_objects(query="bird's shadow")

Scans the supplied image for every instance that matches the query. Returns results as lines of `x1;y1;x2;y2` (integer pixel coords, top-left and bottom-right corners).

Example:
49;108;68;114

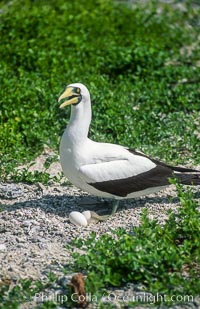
2;189;199;218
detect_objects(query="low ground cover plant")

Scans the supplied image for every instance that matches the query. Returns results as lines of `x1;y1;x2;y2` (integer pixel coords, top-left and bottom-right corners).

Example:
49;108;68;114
0;0;200;182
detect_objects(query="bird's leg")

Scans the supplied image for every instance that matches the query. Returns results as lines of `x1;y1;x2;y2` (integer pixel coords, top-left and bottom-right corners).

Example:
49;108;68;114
88;200;119;223
111;200;119;215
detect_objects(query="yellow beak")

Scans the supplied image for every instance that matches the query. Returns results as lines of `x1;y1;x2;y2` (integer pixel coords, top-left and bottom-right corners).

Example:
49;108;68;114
58;87;80;108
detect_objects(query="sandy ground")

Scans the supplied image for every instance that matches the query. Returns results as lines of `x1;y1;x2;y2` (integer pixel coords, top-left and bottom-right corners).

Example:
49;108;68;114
0;180;186;281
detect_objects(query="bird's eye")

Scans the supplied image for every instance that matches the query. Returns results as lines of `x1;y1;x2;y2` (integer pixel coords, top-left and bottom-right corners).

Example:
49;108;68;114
76;88;81;93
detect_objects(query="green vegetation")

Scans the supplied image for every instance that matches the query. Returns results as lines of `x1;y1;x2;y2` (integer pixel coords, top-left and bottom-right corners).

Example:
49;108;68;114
0;0;200;182
1;183;199;308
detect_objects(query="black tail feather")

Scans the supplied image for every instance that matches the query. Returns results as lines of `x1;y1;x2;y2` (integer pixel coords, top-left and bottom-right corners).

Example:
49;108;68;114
175;173;200;186
165;165;199;173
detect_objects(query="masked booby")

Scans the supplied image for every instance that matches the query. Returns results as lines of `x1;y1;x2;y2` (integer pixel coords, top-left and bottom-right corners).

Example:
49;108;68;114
58;83;200;219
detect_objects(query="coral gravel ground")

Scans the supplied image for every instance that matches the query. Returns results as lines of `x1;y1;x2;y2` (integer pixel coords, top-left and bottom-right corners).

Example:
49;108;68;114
0;176;183;282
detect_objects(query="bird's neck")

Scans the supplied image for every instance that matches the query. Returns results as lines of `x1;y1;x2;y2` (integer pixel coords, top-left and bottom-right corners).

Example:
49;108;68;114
66;100;92;145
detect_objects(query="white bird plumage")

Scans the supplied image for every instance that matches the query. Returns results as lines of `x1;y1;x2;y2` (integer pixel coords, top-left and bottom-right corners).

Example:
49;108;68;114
58;83;200;218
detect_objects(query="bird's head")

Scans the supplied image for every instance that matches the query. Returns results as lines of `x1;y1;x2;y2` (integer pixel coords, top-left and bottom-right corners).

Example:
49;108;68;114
58;83;89;108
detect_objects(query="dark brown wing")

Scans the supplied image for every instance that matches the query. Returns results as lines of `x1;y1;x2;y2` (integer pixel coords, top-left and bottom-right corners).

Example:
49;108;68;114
89;165;173;197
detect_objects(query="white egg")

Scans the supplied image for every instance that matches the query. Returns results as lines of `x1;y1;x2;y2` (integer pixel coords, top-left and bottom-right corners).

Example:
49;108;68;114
69;211;88;227
82;210;91;221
